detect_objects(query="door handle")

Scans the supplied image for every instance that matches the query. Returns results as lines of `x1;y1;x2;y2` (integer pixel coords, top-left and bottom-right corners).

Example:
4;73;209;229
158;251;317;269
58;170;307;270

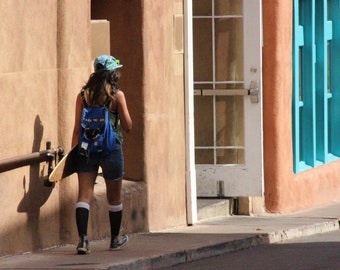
248;81;259;103
194;81;259;103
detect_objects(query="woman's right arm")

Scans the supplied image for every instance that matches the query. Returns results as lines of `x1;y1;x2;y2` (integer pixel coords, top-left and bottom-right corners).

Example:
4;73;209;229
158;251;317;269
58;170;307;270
71;93;83;148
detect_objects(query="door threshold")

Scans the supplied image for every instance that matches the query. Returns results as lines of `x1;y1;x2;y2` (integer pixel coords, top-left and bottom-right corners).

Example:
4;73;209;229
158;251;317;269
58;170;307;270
197;198;234;221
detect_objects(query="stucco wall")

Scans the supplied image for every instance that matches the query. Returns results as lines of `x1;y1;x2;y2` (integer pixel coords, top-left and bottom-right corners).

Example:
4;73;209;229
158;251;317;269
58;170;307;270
143;0;187;230
0;0;91;255
263;0;340;213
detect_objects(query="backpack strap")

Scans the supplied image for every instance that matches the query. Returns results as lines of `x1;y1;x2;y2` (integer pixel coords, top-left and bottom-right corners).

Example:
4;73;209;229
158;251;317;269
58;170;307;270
112;111;119;129
80;90;88;107
81;89;111;108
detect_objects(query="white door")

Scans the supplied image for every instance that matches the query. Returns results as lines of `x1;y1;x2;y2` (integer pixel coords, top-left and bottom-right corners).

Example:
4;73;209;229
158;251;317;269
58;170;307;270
193;0;263;197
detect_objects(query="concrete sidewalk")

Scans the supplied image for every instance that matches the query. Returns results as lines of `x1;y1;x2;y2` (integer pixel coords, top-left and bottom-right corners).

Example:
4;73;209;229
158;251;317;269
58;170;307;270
0;202;339;270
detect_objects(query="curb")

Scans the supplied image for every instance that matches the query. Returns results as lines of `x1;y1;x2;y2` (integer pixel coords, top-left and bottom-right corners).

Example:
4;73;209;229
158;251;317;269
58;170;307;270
266;220;339;243
110;220;340;270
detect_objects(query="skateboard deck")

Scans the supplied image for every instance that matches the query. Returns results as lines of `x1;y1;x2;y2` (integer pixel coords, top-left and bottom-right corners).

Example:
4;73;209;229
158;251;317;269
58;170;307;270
49;145;78;182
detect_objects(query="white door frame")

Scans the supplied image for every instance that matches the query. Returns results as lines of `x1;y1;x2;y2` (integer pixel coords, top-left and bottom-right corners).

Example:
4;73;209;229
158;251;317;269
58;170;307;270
184;0;263;224
184;0;197;225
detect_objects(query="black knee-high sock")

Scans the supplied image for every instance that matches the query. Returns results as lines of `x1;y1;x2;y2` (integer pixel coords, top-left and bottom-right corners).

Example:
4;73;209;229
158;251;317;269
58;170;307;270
109;210;122;237
76;207;89;237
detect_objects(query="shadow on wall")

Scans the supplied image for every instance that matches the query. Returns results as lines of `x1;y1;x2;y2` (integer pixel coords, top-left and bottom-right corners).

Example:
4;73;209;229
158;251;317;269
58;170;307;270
16;115;53;250
0;116;147;255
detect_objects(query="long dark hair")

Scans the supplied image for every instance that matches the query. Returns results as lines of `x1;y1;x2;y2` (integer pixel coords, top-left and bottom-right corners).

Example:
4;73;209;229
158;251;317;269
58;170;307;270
82;69;121;106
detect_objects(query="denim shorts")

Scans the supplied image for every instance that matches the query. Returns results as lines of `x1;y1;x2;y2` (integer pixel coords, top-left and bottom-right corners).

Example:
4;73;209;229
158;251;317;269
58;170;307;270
75;143;124;181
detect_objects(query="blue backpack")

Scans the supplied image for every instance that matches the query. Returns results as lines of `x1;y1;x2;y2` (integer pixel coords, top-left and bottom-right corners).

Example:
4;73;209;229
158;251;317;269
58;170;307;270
79;91;116;159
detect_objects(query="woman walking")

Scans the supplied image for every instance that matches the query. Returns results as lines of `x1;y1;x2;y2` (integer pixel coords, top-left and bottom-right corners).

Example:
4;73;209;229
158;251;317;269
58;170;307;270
71;55;132;254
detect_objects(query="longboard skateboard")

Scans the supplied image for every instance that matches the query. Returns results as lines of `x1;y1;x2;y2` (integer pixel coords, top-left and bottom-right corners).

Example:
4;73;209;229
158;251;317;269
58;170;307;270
48;145;78;182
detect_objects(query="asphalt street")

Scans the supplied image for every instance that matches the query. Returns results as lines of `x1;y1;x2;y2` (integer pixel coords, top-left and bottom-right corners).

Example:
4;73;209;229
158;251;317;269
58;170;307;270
167;229;340;270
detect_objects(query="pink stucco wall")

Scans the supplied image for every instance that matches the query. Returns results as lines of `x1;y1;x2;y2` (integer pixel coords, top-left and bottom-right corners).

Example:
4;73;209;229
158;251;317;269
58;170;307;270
263;0;340;213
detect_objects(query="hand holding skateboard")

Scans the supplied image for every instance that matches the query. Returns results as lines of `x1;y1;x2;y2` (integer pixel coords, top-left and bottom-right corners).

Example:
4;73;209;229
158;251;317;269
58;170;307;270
48;145;78;182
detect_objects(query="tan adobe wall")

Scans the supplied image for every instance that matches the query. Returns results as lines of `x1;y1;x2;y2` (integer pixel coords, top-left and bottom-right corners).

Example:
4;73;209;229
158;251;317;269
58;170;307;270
0;0;91;255
143;0;187;230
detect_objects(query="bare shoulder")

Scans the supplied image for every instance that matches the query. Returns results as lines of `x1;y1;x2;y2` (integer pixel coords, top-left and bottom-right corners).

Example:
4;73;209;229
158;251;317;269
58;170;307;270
114;90;128;105
115;90;126;99
76;92;83;104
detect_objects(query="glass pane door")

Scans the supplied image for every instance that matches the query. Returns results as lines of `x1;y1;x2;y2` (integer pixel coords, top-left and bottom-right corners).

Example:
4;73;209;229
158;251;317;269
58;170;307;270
194;0;244;165
193;0;263;197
